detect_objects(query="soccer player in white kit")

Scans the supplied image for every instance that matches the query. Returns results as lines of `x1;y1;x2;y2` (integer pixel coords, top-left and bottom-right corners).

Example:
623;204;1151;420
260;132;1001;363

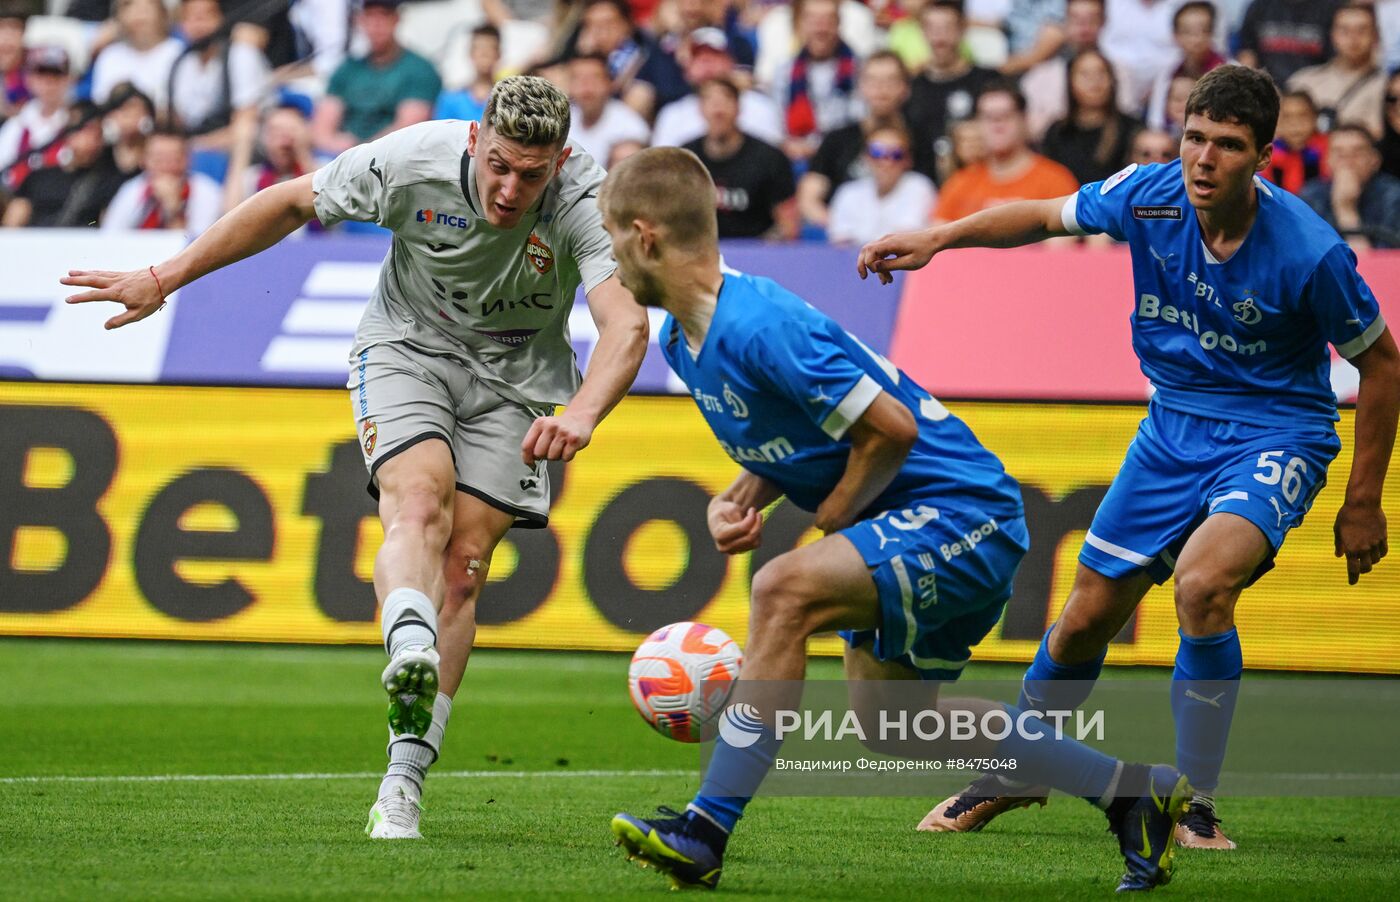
62;77;649;839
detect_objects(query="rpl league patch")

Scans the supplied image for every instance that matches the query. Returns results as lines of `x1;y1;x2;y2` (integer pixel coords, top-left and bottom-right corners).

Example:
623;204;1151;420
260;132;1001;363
362;421;378;456
1100;163;1138;194
526;233;554;275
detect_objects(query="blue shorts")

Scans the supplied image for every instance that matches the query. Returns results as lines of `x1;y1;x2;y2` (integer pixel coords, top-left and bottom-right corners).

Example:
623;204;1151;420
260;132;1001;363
1081;404;1340;584
839;503;1029;681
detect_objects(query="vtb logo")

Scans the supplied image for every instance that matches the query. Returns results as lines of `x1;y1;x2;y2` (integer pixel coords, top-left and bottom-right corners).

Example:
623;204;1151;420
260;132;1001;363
416;208;468;229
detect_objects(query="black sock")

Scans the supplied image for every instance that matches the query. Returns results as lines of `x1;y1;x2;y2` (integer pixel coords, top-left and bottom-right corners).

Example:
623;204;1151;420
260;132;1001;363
1103;762;1152;823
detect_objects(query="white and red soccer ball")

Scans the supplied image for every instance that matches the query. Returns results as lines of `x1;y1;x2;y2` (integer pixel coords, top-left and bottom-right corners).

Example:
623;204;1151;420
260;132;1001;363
627;621;743;742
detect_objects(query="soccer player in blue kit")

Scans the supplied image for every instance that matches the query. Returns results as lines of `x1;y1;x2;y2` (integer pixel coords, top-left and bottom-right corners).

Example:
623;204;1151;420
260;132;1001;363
598;146;1199;893
859;65;1399;849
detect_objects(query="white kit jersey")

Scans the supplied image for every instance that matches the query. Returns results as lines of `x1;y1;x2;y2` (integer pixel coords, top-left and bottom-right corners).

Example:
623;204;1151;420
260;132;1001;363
313;120;617;407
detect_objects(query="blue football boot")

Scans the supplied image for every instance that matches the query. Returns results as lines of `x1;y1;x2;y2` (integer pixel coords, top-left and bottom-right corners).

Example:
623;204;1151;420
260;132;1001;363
1110;764;1193;892
611;806;727;890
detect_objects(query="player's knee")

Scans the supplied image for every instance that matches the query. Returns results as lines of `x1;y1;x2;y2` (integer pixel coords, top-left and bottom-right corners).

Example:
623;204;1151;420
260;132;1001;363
1173;568;1241;632
1049;609;1112;664
384;483;453;545
442;537;492;611
750;559;821;638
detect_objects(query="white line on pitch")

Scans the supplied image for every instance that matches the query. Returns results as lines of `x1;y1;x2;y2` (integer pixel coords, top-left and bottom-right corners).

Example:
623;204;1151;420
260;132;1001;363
0;768;694;785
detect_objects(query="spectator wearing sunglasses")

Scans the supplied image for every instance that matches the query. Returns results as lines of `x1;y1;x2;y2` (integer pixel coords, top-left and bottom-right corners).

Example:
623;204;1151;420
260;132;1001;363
826;124;935;245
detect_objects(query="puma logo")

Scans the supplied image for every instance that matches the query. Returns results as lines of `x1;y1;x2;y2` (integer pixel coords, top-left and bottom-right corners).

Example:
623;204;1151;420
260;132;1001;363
1184;689;1225;708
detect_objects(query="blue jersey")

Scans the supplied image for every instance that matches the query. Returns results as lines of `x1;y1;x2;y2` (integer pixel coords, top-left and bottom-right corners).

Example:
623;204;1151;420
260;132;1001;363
660;270;1022;521
1063;160;1387;429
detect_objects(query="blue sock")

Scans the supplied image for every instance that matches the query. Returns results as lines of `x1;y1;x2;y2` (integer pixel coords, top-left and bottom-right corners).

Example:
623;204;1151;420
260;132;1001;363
994;704;1122;806
691;726;781;833
1172;628;1242;792
1016;625;1106;713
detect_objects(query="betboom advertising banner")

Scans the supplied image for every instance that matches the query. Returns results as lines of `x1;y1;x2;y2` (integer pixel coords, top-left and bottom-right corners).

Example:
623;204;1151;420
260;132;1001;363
2;383;1396;673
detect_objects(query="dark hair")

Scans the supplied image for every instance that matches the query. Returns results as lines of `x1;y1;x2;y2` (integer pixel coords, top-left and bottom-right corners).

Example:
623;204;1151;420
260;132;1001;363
68;99;103;128
1184;64;1279;150
0;0;32;24
923;1;965;23
1329;122;1378;147
1064;48;1124;167
861;49;909;81
471;23;501;42
696;75;740;103
1173;1;1215;32
583;0;631;24
976;78;1027;114
1066;0;1104;8
108;81;157;117
569;51;610;71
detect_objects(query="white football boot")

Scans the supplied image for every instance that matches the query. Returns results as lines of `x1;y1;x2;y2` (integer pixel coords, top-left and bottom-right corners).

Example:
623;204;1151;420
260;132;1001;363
366;786;423;839
382;647;440;737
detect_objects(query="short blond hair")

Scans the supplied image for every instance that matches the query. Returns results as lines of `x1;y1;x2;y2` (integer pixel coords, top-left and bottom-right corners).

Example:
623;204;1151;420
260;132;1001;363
483;75;571;147
599;147;718;251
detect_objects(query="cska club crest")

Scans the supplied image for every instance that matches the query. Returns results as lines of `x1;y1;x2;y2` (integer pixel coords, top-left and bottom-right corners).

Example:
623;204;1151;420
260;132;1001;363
525;233;554;275
362;421;378;456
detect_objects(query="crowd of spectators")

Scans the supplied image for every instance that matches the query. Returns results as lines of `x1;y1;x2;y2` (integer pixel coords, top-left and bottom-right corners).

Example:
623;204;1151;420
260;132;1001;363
1;0;1399;249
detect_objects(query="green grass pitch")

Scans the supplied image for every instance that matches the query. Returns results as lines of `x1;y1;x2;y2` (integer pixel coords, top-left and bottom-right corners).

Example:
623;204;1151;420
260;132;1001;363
4;639;1397;900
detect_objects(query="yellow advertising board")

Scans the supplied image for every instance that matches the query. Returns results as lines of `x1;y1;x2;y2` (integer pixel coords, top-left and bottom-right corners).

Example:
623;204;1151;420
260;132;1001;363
1;383;1395;672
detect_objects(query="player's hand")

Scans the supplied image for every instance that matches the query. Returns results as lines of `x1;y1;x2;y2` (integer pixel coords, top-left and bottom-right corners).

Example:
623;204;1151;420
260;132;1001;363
521;410;593;467
61;267;167;330
857;229;937;285
813;497;854;535
709;499;762;554
1334;500;1388;585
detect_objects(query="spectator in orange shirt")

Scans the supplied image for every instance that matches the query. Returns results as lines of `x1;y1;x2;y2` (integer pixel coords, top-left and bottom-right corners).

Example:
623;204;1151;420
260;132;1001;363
933;81;1079;223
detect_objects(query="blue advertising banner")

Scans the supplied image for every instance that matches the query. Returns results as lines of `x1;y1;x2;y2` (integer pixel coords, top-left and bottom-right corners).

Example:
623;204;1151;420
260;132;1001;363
159;237;902;392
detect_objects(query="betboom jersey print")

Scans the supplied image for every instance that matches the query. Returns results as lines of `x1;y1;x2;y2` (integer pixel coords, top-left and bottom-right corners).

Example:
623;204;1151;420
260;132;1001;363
1062;159;1386;429
660;269;1023;521
312;120;617;408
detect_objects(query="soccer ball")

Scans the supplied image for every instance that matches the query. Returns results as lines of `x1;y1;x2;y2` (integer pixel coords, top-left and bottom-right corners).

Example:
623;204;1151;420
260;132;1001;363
628;622;744;742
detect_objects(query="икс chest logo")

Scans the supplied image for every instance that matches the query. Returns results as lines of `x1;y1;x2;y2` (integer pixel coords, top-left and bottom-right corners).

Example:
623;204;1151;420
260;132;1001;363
526;233;554;275
417;208;468;229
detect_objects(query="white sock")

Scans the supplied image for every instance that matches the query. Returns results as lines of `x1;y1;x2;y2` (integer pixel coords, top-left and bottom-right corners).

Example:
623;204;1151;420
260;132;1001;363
380;693;453;799
381;587;437;659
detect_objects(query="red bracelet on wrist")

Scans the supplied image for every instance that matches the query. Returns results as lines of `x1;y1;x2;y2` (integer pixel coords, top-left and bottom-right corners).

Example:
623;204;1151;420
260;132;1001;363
149;266;167;305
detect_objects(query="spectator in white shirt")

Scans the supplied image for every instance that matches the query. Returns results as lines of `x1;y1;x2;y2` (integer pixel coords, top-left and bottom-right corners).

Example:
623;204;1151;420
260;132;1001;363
168;0;271;152
91;0;185;108
1100;0;1191;113
0;46;72;192
103;129;223;235
827;124;936;244
652;27;784;148
567;52;650;165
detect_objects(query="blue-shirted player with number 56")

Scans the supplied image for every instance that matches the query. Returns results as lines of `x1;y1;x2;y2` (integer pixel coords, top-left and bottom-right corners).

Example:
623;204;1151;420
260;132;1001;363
859;64;1400;850
598;146;1202;894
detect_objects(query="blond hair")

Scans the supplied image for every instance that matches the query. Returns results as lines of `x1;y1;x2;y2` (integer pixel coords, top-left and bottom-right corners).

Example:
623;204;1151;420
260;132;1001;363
483;75;571;147
599;147;718;251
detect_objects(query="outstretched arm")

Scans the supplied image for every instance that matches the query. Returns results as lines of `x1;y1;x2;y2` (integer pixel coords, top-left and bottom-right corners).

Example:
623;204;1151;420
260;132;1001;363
62;174;319;329
1335;327;1399;584
856;195;1075;284
521;274;649;466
